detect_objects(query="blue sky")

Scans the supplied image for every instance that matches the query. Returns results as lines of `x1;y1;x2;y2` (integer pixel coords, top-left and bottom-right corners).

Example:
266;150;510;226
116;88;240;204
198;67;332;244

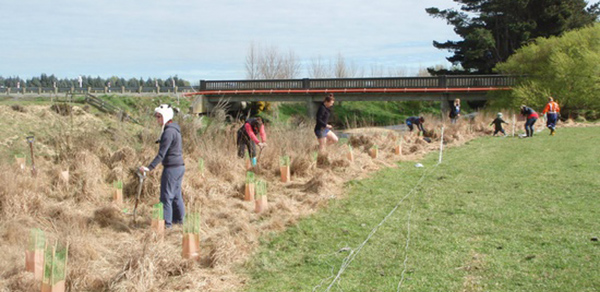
1;0;460;84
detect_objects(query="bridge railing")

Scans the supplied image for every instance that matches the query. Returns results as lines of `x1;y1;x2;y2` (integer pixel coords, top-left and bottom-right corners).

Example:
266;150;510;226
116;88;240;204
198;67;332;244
199;75;517;91
0;86;198;95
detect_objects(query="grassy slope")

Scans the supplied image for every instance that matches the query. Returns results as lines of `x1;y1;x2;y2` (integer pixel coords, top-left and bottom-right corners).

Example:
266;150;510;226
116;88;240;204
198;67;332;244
244;127;600;291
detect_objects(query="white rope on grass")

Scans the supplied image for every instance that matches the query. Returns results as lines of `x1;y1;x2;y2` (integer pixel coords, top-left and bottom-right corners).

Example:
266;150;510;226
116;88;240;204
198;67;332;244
318;129;445;291
396;198;415;291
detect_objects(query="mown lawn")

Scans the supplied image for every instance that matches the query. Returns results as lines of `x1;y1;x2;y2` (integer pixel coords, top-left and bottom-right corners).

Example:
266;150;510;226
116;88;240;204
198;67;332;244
243;126;600;291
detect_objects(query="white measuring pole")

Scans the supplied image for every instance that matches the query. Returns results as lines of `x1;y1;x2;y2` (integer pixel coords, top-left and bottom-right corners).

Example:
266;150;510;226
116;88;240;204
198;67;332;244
512;114;516;137
438;126;444;164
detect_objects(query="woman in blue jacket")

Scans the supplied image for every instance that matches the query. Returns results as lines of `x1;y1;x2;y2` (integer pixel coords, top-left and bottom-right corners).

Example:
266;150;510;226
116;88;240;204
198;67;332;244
139;104;185;229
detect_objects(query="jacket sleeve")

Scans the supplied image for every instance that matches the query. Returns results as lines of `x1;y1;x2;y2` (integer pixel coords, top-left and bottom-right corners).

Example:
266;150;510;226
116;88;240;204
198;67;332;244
148;130;173;170
259;124;267;142
245;123;260;144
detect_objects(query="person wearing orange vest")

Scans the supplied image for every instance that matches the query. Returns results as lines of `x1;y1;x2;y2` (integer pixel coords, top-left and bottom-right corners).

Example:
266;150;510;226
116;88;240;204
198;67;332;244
542;96;561;136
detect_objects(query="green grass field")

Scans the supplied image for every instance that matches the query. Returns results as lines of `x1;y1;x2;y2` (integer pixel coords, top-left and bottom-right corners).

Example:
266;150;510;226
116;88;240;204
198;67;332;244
243;126;600;291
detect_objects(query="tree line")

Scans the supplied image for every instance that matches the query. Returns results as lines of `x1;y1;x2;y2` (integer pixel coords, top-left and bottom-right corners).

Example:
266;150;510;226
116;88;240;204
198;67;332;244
426;0;599;75
0;74;191;88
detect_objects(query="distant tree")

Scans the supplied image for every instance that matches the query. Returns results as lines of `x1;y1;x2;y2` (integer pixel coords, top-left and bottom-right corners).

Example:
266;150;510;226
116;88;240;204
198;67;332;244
495;24;600;113
333;53;359;78
426;0;600;75
244;43;300;79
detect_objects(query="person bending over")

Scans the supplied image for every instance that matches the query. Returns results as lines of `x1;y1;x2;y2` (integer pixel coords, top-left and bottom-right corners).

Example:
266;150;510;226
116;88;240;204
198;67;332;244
237;117;267;166
406;116;425;134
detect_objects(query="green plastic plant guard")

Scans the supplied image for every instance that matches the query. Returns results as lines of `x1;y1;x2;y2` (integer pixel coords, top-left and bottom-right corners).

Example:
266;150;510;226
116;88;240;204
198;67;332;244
183;211;201;234
198;158;205;173
113;180;123;189
28;228;45;251
255;180;267;198
280;155;290;166
246;171;255;184
43;243;68;286
152;203;164;220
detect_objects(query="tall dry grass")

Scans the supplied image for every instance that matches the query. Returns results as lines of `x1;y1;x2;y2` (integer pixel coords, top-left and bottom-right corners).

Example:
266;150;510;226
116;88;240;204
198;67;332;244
0;105;535;291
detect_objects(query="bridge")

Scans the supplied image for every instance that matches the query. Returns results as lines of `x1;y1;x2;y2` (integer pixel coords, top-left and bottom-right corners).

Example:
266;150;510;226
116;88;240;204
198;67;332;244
184;75;516;116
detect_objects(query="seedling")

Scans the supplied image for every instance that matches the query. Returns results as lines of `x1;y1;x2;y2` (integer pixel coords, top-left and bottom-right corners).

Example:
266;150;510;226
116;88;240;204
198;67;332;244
280;155;291;183
25;228;45;280
182;205;201;260
254;180;268;213
151;203;164;236
14;153;26;170
245;171;255;201
42;241;68;292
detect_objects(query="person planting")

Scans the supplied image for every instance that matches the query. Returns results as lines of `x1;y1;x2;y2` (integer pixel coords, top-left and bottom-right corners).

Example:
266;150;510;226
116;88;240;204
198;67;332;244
314;93;339;151
237;117;267;166
405;116;425;134
139;104;185;229
520;105;539;137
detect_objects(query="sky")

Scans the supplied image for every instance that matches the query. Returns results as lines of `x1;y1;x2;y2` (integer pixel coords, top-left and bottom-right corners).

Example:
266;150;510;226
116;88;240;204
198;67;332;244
1;0;461;84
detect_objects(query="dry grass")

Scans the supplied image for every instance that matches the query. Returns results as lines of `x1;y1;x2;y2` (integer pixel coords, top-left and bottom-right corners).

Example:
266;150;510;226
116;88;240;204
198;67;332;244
1;105;585;291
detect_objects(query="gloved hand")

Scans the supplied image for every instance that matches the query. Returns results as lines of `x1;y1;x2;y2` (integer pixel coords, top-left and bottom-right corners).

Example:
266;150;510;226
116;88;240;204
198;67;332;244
258;142;267;148
138;166;149;174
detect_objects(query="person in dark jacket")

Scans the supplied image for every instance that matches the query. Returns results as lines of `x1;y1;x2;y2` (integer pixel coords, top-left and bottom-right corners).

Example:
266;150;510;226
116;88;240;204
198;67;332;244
405;116;425;134
490;112;509;136
315;93;338;151
139;104;185;228
520;105;539;137
237;117;267;165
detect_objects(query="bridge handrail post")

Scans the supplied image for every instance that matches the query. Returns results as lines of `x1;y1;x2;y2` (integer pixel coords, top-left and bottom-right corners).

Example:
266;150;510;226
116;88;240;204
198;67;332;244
302;78;310;89
439;75;447;88
199;80;207;90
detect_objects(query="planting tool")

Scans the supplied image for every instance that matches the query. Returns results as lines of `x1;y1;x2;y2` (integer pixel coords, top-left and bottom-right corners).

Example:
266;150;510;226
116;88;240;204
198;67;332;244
255;145;264;168
26;135;37;176
132;169;147;224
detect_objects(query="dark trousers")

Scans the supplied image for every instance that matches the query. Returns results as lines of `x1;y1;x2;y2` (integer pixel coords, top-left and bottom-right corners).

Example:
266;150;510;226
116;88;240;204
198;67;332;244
237;128;256;158
525;118;537;137
546;113;558;130
160;165;185;227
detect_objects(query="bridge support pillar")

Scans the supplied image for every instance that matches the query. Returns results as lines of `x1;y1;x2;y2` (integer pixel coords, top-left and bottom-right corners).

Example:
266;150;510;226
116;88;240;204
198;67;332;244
190;95;212;115
306;97;318;119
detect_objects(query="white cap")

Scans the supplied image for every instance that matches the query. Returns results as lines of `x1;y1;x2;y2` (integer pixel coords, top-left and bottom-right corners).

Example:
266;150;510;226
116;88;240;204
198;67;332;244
154;104;174;126
497;112;503;118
